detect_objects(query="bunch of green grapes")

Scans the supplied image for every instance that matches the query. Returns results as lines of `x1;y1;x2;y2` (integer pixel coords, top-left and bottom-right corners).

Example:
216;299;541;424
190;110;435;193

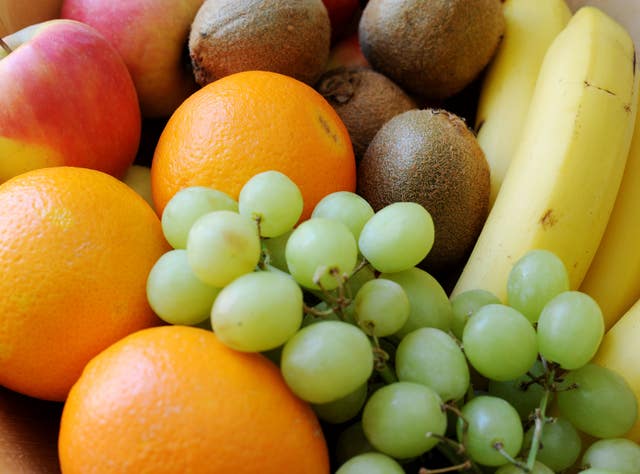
146;170;640;474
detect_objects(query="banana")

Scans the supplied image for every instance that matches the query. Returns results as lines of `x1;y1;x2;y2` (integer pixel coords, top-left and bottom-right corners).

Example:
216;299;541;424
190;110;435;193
451;6;638;302
592;297;640;442
579;91;640;330
475;0;571;207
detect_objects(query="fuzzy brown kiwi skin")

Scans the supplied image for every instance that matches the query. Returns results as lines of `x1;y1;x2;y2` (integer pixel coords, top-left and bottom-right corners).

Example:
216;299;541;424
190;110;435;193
189;0;331;87
356;108;490;274
316;67;418;162
358;0;505;101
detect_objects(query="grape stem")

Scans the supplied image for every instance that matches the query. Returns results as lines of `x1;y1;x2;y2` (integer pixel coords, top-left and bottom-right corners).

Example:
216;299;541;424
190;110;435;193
494;441;526;468
425;432;483;474
524;360;555;471
418;459;473;474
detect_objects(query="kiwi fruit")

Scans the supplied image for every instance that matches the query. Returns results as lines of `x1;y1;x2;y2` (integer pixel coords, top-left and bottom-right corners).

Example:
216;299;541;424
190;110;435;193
358;0;505;100
189;0;331;87
316;67;417;162
357;109;490;273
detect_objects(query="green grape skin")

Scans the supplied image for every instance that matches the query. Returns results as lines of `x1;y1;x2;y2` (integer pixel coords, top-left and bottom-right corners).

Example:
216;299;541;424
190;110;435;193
457;395;524;467
381;267;453;337
462;304;538;382
494;460;554;474
522;417;582;472
313;383;368;424
358;202;435;274
146;249;220;326
353;278;410;337
161;186;238;249
261;229;292;272
579;470;626;474
450;289;501;341
536;290;604;370
285;217;358;290
395;327;469;402
186;210;261;287
362;381;447;460
345;263;376;297
311;191;374;241
210;270;303;352
280;320;373;404
487;360;545;421
582;438;640;473
557;363;638;439
506;249;570;323
334;422;376;468
238;170;303;238
335;452;405;474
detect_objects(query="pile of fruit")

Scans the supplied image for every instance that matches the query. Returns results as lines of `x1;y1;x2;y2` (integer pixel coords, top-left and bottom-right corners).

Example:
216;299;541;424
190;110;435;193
2;0;640;473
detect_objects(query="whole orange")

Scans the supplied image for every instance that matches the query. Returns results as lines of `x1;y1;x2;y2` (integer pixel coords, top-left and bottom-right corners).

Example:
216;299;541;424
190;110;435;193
0;166;170;401
151;70;356;219
58;325;330;474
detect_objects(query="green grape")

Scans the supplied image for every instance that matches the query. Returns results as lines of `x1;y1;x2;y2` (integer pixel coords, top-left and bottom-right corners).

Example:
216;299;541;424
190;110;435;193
536;290;604;370
311;191;374;241
186;210;261;287
312;383;368;424
358;202;435;273
557;363;638;438
210;271;303;352
457;395;523;467
494;460;554;474
161;186;238;249
280;320;373;404
582;438;640;473
146;249;220;326
334;422;375;467
487;360;545;421
362;381;446;459
395;327;469;402
345;263;376;297
353;278;410;337
261;229;292;272
238;170;303;238
335;452;405;474
381;267;453;336
462;304;538;382
522;417;581;472
583;468;621;474
450;289;501;341
506;249;570;323
285;217;358;290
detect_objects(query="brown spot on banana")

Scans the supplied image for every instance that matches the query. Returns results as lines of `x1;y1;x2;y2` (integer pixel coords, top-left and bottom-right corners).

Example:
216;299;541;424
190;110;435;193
539;209;558;229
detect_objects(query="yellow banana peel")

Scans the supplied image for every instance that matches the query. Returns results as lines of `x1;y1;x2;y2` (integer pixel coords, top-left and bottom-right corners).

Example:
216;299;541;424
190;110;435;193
452;6;638;302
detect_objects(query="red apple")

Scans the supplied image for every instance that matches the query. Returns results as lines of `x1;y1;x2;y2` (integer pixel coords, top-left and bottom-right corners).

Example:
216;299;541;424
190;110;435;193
0;20;141;183
61;0;205;118
323;0;361;42
325;32;370;71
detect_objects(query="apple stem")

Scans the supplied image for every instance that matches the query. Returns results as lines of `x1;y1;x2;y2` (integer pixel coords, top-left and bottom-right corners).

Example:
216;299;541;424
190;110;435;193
0;37;11;55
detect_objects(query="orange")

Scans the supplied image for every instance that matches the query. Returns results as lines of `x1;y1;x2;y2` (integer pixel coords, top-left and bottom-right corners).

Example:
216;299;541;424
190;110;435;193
151;70;356;219
0;166;170;401
58;325;330;474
